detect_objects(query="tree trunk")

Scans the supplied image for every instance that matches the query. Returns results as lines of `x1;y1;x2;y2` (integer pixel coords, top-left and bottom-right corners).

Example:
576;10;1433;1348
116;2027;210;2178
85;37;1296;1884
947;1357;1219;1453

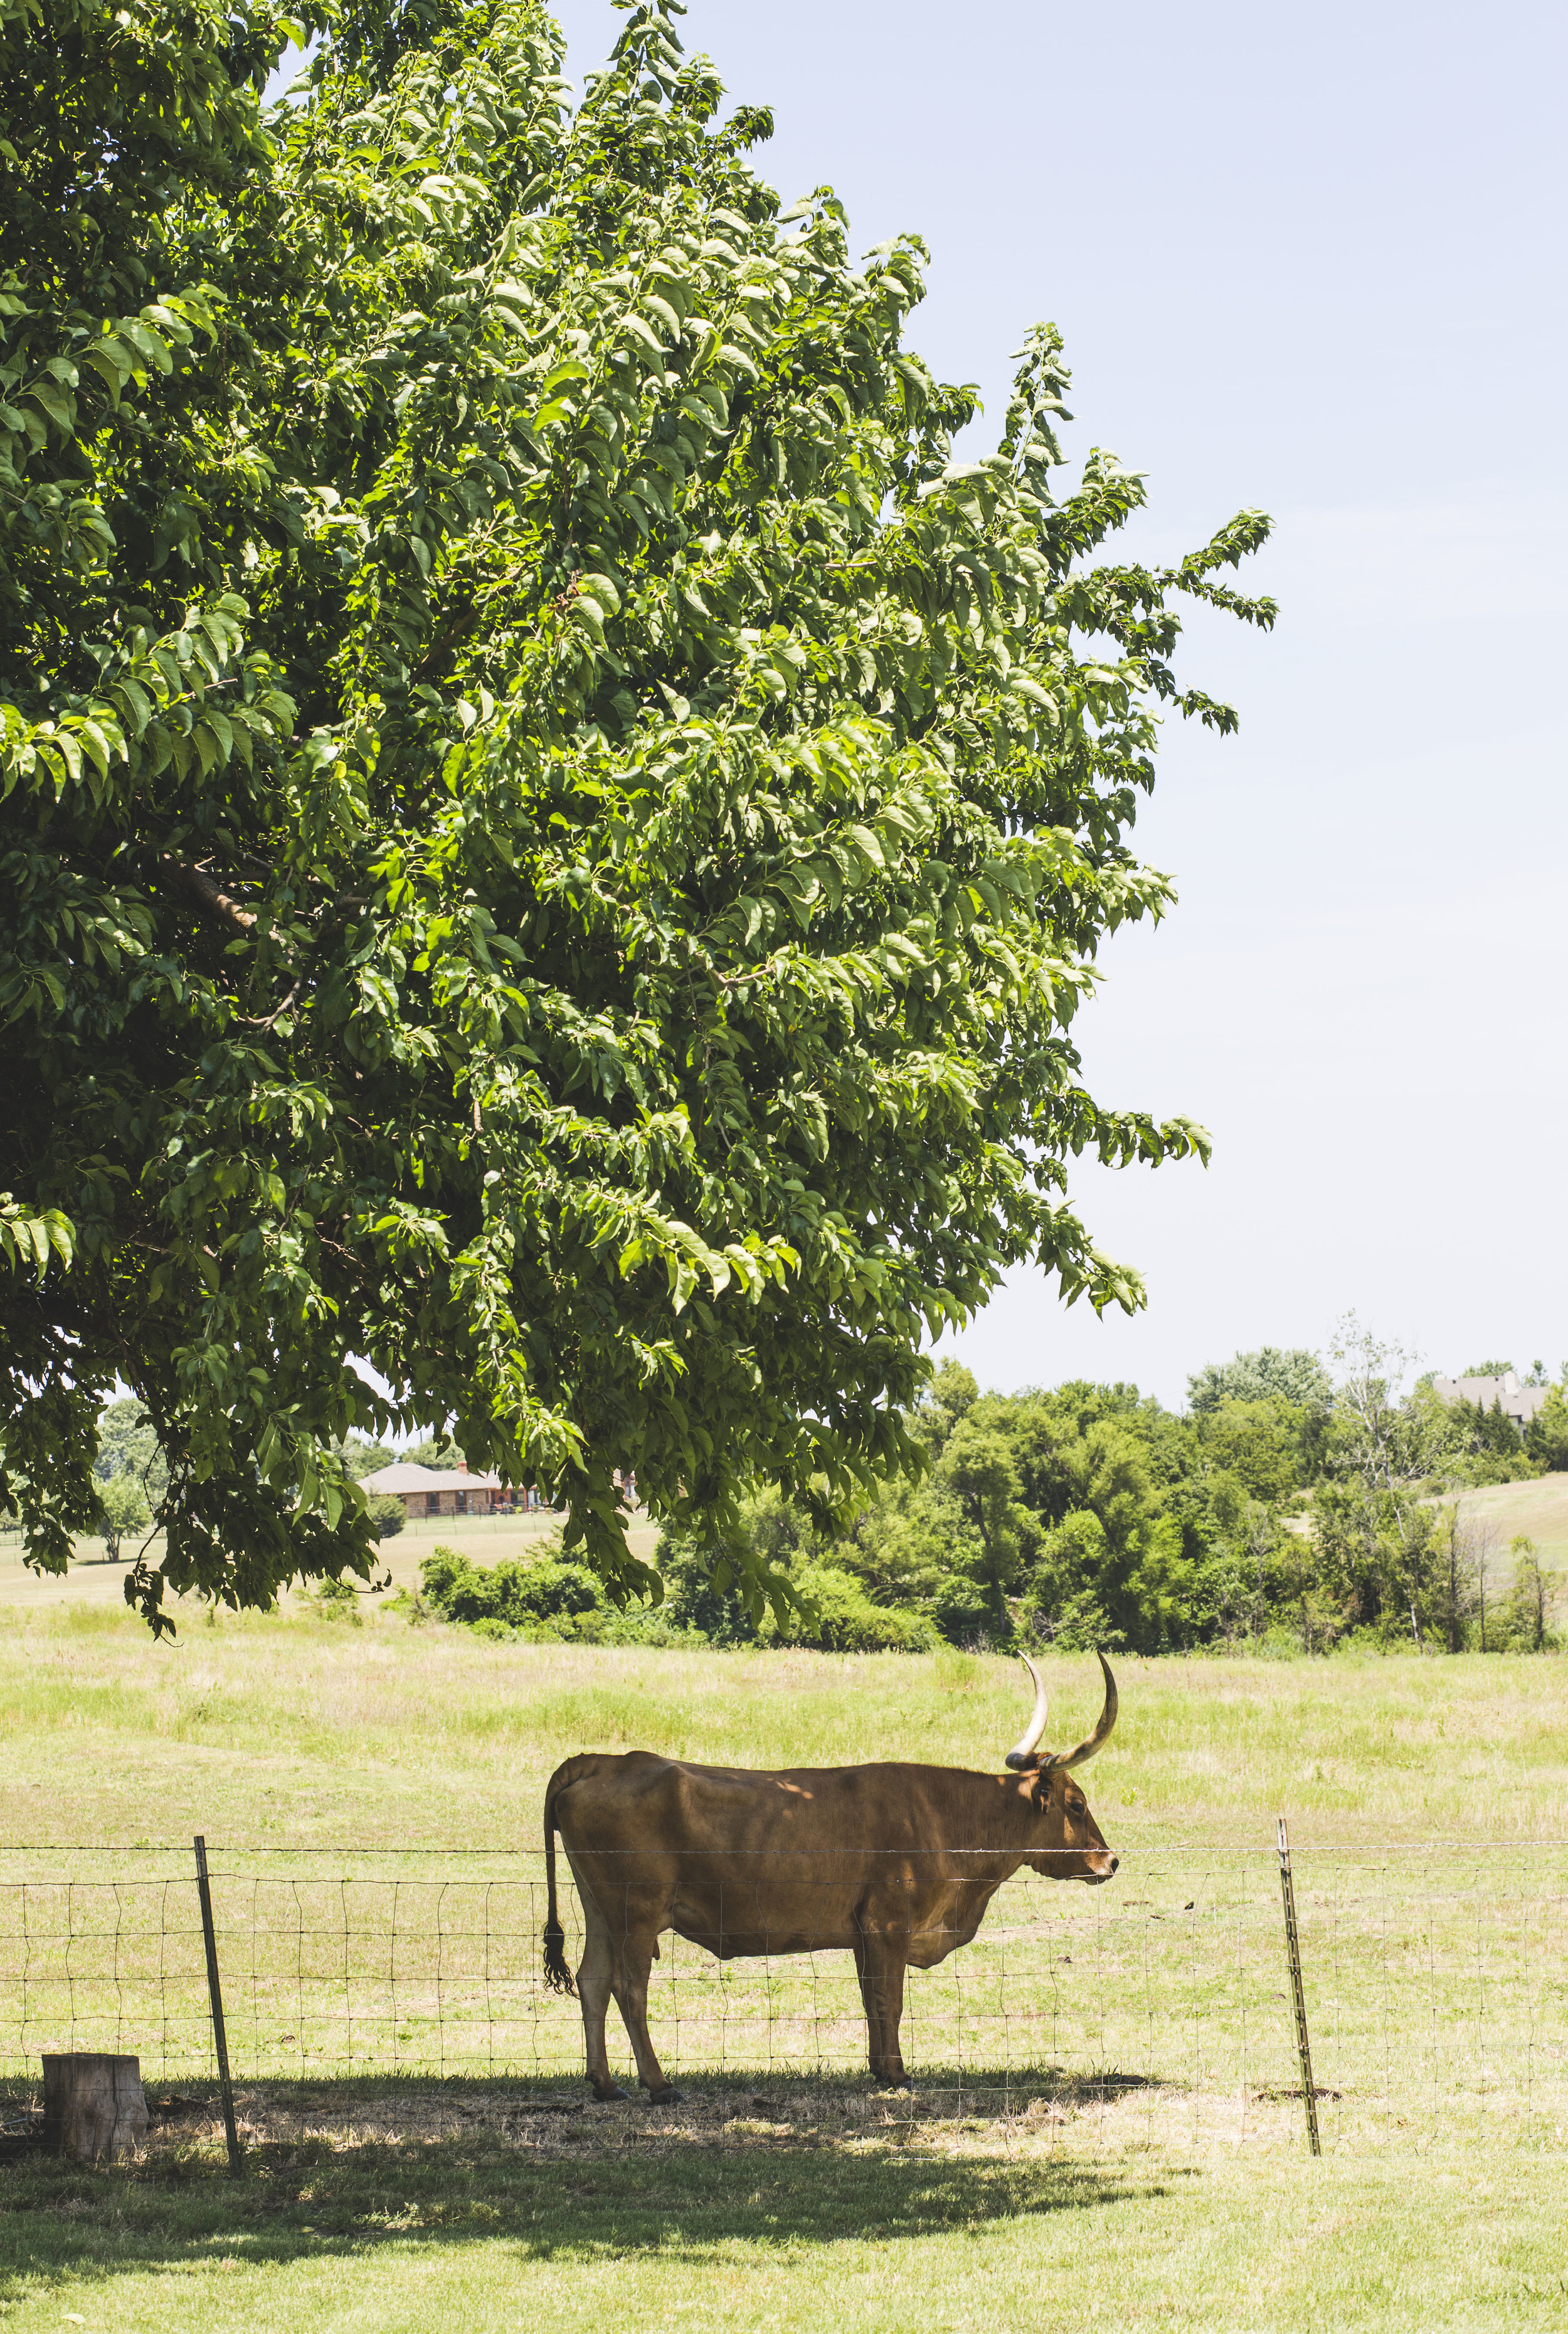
42;2054;149;2162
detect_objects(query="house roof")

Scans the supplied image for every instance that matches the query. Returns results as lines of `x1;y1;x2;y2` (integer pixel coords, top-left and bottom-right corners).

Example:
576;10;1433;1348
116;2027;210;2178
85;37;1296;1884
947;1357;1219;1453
1429;1374;1551;1426
361;1463;507;1493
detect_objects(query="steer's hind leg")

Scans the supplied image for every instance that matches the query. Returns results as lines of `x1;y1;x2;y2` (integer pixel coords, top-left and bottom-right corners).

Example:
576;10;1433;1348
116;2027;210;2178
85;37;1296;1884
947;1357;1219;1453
854;1933;911;2088
610;1931;682;2105
575;1911;630;2102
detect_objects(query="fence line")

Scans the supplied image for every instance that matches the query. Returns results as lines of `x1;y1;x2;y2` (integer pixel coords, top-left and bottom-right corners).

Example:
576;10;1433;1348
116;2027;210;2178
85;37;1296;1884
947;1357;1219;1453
4;1840;1568;1854
0;1842;1560;2156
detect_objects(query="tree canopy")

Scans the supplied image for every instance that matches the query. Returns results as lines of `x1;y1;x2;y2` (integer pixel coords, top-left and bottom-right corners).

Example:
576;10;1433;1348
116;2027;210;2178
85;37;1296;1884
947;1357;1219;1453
1185;1345;1330;1415
0;0;1273;1630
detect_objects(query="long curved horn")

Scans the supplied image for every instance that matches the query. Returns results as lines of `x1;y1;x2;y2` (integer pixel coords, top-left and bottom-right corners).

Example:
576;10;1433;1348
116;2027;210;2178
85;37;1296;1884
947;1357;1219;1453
1004;1653;1050;1770
1041;1651;1118;1771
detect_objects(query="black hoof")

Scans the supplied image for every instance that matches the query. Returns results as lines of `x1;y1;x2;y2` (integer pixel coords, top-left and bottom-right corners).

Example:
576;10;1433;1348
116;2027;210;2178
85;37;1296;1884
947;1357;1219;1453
872;2075;913;2093
590;2083;631;2103
647;2086;684;2106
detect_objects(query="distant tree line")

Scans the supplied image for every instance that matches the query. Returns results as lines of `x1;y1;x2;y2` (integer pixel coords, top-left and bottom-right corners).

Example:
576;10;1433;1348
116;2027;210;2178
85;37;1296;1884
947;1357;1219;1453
414;1325;1564;1657
24;1332;1560;1650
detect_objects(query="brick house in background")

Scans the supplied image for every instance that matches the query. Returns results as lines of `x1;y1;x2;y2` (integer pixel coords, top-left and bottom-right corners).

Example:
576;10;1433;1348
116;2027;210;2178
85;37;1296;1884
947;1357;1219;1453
361;1461;553;1521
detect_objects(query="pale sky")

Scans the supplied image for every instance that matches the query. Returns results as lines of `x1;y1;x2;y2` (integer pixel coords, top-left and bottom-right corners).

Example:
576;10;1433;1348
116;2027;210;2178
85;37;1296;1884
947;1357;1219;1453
278;3;1568;1411
548;0;1568;1405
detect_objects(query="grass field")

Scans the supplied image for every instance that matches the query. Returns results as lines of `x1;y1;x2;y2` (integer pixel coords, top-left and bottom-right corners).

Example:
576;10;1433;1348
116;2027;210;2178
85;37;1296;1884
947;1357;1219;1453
0;1599;1560;1847
0;1606;1562;2328
0;2116;1561;2333
0;1505;660;1615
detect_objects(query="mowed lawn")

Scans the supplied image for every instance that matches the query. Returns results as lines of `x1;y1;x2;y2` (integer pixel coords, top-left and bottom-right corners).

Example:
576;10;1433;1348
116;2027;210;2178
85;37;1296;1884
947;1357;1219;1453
0;1606;1563;2329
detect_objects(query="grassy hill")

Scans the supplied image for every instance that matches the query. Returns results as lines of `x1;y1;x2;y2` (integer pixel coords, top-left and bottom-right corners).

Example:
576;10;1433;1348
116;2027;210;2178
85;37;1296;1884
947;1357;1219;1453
1441;1471;1568;1569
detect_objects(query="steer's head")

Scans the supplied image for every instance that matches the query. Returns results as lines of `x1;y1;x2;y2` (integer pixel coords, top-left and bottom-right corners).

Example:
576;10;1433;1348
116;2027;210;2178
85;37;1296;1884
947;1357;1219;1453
1002;1652;1120;1885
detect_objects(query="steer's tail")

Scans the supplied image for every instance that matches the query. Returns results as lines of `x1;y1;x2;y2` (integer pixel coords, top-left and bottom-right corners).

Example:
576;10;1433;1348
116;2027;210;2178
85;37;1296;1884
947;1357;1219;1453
542;1761;581;1997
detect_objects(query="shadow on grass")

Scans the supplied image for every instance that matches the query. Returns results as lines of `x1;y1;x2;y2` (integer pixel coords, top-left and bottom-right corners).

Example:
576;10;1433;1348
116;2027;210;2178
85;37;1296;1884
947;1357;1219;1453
0;2074;1187;2294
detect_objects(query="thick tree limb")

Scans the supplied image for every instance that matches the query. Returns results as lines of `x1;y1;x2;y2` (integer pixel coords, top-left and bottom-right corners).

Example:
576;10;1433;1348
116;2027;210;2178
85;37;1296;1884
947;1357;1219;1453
161;857;260;935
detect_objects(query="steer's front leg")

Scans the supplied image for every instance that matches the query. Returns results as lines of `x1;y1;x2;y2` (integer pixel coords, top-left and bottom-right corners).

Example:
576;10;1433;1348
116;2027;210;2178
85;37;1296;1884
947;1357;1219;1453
854;1931;911;2088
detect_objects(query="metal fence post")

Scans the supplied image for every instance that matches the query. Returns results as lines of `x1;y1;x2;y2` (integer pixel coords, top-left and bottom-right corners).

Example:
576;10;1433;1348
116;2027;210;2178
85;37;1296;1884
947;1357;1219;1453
193;1835;243;2175
1276;1815;1322;2156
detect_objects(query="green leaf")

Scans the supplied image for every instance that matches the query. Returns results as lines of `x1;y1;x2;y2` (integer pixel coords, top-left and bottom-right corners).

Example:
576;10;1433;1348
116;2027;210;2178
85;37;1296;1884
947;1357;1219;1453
29;380;75;433
576;573;621;616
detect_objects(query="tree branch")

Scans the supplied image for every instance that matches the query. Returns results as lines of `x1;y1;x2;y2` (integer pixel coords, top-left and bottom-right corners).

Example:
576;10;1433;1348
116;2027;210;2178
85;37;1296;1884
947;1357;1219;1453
161;857;260;935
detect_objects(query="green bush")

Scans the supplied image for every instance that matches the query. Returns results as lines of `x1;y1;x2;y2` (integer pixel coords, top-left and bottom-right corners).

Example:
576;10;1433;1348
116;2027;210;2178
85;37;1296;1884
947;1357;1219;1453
308;1575;362;1623
1461;1451;1542;1487
772;1563;936;1654
648;1536;762;1646
420;1547;610;1640
366;1493;406;1540
1525;1386;1568;1474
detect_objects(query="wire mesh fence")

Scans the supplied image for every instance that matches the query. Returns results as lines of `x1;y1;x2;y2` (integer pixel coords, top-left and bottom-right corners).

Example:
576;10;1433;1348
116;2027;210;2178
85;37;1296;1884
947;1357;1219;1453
0;1841;1562;2156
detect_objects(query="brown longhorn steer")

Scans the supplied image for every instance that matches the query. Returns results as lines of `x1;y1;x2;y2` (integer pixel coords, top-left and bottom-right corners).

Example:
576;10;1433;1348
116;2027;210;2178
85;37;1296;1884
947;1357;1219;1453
543;1653;1119;2101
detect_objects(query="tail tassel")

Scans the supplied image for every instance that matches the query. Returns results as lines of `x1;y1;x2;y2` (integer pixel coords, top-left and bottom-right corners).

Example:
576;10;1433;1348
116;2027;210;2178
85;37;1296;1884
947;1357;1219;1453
543;1919;576;1997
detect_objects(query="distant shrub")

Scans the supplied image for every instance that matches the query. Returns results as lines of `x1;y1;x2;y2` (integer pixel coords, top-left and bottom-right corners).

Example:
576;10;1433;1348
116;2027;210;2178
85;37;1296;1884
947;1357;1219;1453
928;1573;994;1648
1461;1451;1541;1488
308;1574;363;1624
420;1547;611;1640
771;1563;936;1654
521;1562;613;1626
650;1536;762;1646
597;1605;704;1649
1524;1386;1568;1475
366;1493;406;1540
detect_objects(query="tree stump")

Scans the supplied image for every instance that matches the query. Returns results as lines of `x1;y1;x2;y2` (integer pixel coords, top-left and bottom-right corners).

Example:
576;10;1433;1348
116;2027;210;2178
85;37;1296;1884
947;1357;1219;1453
41;2054;149;2162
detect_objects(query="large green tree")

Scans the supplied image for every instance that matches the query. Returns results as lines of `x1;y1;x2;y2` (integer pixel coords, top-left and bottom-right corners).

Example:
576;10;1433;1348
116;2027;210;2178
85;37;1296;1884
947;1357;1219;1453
1;0;1273;1630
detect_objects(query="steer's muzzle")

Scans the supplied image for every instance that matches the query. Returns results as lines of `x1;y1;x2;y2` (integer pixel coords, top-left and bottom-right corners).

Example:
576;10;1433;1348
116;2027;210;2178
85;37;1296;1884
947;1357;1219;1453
1081;1850;1120;1886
